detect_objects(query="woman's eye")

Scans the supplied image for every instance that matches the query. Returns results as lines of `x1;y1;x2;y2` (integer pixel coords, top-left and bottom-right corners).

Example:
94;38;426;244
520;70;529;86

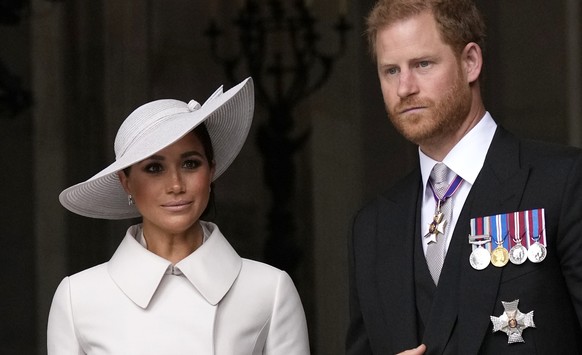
183;159;202;169
144;163;163;173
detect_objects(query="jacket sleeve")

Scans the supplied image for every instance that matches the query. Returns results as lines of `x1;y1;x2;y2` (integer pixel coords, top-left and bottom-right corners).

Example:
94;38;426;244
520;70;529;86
557;151;582;328
264;271;310;355
47;277;85;355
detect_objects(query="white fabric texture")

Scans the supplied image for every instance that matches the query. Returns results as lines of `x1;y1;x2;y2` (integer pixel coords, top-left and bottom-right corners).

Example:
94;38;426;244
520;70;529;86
47;221;310;355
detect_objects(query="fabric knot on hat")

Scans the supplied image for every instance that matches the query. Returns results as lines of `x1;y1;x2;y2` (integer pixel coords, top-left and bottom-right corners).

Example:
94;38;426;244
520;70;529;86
114;101;190;160
187;100;201;111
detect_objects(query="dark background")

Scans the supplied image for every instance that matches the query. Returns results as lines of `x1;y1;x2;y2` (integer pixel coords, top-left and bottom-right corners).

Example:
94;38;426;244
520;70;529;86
1;0;580;354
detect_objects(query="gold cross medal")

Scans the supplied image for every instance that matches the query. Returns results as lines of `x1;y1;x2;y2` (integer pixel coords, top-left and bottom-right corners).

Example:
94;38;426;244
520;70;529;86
490;299;535;343
425;211;446;244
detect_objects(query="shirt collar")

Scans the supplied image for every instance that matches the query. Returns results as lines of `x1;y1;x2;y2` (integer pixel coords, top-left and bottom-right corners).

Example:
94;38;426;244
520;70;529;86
108;221;242;308
419;111;497;190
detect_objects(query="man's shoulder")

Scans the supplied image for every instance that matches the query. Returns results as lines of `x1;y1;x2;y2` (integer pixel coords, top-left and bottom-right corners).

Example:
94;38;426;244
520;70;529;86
497;126;581;157
355;169;419;217
520;137;581;159
489;126;582;171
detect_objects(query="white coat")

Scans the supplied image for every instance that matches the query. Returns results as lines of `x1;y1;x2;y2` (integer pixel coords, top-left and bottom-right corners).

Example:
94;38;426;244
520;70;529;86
47;222;310;354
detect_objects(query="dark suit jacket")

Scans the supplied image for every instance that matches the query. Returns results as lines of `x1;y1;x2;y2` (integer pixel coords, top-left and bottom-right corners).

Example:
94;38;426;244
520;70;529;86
347;127;582;354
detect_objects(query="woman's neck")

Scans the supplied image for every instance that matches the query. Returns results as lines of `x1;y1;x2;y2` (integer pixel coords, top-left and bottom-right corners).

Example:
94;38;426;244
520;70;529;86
142;222;204;264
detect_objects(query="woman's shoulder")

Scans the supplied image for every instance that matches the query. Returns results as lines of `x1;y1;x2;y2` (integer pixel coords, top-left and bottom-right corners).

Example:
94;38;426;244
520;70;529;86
223;259;303;315
237;258;296;290
67;262;109;282
241;258;282;271
55;262;113;298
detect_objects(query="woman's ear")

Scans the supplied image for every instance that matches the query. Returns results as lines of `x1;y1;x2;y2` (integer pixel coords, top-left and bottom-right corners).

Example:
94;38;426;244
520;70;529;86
118;171;130;194
462;42;483;84
210;160;216;181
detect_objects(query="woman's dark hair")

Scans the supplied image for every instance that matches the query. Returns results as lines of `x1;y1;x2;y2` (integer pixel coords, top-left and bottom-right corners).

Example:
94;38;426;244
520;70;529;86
193;122;214;165
193;123;216;220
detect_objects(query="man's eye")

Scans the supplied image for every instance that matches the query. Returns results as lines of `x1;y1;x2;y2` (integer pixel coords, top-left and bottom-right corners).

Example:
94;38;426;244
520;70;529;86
387;67;399;75
418;61;430;68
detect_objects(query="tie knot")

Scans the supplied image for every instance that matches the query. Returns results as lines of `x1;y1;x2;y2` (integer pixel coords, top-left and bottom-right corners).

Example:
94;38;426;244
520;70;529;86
430;162;450;182
430;163;450;192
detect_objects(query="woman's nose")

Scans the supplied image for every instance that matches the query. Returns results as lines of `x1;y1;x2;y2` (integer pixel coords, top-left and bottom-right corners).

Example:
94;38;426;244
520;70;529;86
167;170;185;193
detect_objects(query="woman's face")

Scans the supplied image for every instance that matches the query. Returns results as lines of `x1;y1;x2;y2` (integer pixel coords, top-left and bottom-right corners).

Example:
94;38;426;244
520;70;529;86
119;132;215;236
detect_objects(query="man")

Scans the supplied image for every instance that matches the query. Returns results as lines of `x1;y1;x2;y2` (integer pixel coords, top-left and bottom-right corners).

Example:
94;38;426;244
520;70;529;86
347;0;582;354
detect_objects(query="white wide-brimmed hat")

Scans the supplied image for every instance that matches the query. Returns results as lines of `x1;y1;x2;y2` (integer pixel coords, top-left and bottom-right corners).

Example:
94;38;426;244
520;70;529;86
59;77;254;220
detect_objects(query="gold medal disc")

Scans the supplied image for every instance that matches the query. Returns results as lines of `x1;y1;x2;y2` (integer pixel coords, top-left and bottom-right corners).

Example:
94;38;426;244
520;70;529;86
491;246;509;267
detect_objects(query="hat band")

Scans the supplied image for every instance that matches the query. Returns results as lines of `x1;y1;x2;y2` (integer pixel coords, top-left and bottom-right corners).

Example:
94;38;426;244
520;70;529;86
115;106;191;159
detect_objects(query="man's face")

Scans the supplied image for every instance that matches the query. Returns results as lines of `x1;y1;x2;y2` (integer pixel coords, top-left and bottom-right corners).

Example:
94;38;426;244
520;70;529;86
375;11;472;149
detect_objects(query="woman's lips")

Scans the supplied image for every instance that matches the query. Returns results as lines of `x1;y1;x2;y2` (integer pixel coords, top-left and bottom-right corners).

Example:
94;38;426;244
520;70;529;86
162;200;192;211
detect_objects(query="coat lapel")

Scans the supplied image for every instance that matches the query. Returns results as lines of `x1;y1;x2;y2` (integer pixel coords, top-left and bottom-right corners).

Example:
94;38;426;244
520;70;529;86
458;127;530;353
421;127;531;354
375;172;423;351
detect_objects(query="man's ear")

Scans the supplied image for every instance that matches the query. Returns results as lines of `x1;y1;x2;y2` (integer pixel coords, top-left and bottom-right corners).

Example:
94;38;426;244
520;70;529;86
462;42;483;84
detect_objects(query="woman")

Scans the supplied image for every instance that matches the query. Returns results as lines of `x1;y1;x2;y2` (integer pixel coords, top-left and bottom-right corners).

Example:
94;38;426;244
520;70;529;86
47;78;310;354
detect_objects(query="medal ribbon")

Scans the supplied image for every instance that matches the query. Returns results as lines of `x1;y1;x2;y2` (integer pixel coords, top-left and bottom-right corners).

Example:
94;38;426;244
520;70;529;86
498;213;509;250
491;214;506;249
428;174;464;208
508;212;516;249
527;208;546;247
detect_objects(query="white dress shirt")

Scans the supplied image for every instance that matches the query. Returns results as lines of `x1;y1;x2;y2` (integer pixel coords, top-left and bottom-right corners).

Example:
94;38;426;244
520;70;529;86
419;112;497;255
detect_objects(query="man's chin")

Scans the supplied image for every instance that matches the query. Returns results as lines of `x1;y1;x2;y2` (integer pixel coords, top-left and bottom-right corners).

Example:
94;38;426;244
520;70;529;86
397;124;436;146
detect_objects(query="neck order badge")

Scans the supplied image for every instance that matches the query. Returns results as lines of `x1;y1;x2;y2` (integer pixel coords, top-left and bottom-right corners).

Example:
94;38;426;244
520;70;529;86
424;166;464;244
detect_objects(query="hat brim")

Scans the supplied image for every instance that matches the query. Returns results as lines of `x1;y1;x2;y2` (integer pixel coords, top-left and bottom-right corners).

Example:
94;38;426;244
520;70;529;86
59;77;254;219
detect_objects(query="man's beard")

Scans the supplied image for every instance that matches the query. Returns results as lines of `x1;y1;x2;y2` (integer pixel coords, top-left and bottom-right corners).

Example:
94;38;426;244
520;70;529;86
387;73;472;147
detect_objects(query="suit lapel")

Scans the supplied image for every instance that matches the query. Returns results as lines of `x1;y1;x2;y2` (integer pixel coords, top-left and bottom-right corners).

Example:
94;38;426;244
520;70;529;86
422;127;531;354
375;172;423;351
458;127;531;353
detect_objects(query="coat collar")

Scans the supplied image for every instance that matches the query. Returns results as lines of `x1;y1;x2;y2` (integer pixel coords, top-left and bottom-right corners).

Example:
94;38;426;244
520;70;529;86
107;221;242;309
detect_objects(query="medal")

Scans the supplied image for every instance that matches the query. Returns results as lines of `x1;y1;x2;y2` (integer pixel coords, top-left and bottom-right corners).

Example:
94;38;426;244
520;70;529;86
491;245;509;267
491;215;509;267
425;174;463;243
526;209;547;263
470;245;491;270
468;234;491;270
508;212;527;265
527;237;547;263
425;210;446;244
509;243;527;265
490;299;535;344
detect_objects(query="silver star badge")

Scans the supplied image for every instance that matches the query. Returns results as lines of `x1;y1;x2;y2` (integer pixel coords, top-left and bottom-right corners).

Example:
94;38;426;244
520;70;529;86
490;299;535;343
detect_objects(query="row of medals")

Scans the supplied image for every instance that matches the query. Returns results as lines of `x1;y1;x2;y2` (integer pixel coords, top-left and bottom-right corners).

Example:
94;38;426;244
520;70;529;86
469;234;547;270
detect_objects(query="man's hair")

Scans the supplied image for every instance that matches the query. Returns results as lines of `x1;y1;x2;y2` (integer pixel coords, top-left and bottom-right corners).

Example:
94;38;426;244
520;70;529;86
366;0;486;58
